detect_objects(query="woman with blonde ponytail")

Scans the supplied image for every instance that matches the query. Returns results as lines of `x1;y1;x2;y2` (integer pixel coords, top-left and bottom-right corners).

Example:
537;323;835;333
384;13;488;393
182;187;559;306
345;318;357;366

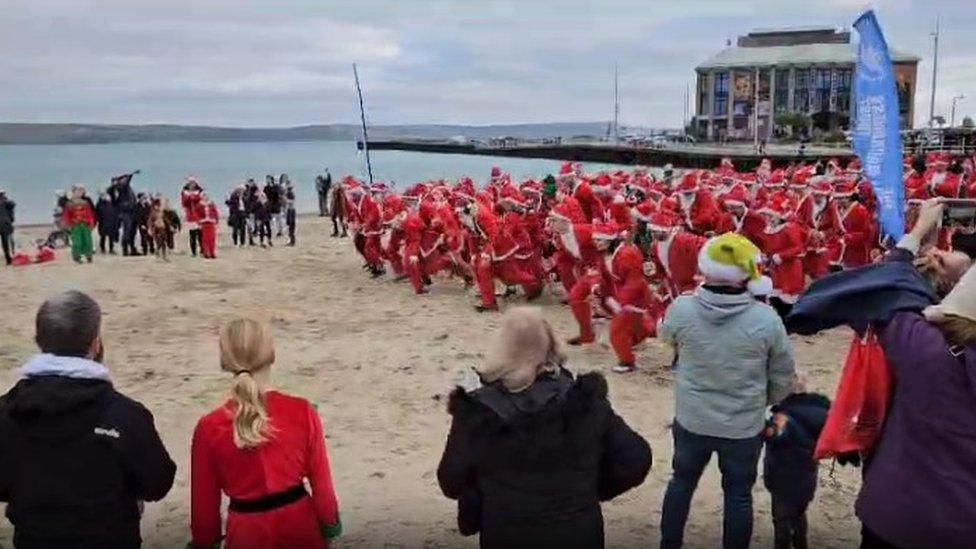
190;318;342;549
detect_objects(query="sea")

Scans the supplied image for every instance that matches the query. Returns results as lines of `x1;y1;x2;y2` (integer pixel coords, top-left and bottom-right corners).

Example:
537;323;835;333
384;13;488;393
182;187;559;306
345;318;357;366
0;141;627;225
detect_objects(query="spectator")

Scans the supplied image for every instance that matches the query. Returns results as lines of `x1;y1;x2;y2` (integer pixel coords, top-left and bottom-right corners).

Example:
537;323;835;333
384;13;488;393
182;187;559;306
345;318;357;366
254;193;272;248
163;201;182;252
330;184;348;238
265;175;284;238
0;189;15;265
659;233;795;549
244;179;260;246
0;290;176;548
181;177;205;257
317;170;332;217
95;190;120;255
285;179;297;246
63;185;97;264
855;263;976;548
190;318;341;549
136;193;155;256
437;307;651;549
226;186;248;248
762;382;830;549
109;173;138;256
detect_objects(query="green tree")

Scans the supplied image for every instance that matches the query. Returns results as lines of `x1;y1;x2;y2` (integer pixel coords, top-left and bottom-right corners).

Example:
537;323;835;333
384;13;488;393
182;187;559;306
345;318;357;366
774;112;811;132
962;116;974;129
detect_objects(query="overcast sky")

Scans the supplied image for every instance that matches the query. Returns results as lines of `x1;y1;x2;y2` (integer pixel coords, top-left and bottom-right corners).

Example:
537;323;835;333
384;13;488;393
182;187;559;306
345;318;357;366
3;0;973;128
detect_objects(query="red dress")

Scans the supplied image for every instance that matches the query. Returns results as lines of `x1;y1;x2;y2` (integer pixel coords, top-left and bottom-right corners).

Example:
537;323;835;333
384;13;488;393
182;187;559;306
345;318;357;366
191;391;340;549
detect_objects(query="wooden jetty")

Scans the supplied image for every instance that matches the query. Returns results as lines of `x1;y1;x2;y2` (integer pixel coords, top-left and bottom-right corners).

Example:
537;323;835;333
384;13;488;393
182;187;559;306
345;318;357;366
361;139;855;171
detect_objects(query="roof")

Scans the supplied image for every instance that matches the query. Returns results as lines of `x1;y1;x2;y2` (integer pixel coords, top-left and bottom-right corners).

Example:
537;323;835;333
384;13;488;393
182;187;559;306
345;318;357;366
747;26;839;35
697;42;920;70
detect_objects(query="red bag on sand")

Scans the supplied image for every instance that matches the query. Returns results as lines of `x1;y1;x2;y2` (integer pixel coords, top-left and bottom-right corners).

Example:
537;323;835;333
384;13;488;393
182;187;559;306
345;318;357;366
10;252;31;266
34;247;56;264
813;329;893;460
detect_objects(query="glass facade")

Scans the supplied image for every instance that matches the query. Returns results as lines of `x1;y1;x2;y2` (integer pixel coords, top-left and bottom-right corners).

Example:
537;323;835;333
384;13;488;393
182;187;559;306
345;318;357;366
836;68;852;113
713;72;729;116
793;69;809;112
814;68;832;112
774;69;790;113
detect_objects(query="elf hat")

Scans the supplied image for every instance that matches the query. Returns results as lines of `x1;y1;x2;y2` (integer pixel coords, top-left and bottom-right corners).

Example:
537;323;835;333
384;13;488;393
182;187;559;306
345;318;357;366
697;233;773;296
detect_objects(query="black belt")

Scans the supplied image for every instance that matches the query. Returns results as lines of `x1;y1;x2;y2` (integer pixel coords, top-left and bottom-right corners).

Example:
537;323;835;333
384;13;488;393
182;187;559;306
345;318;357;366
229;484;307;514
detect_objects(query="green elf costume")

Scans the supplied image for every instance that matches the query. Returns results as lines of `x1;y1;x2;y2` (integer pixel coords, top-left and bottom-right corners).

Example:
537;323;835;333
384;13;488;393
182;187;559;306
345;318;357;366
63;186;97;263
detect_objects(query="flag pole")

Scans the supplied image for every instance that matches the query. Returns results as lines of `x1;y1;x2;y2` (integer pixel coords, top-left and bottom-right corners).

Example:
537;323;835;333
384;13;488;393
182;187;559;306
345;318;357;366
353;63;374;185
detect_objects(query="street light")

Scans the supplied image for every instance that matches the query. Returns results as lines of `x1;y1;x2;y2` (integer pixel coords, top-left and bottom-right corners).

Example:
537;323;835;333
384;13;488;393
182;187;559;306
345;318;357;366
951;95;965;127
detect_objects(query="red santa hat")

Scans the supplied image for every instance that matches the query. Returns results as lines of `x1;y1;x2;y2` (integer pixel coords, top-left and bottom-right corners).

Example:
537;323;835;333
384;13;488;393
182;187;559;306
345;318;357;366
833;180;858;198
810;178;833;196
790;169;813;189
760;194;794;219
722;185;750;208
490;166;503;179
648;210;677;233
592;221;623;241
676;172;700;195
632;200;658;223
766;170;786;188
370;182;390;195
547;201;577;224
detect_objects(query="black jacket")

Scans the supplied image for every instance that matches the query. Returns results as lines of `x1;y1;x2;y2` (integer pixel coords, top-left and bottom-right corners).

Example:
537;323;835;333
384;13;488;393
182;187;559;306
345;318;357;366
0;196;14;235
438;371;651;549
95;197;120;234
763;392;831;508
0;376;176;548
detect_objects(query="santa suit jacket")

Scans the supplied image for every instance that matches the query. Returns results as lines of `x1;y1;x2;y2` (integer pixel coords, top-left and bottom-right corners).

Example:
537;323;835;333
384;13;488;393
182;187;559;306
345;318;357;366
764;221;807;302
191;392;340;549
836;202;873;268
651;233;707;298
573;182;605;223
678;191;721;235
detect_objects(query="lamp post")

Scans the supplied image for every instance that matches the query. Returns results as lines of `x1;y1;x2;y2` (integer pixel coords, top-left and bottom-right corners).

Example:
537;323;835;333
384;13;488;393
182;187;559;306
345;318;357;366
929;17;940;128
951;95;965;127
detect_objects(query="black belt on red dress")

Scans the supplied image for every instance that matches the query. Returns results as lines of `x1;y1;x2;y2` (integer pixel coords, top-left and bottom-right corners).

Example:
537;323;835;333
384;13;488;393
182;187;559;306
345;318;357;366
229;483;308;513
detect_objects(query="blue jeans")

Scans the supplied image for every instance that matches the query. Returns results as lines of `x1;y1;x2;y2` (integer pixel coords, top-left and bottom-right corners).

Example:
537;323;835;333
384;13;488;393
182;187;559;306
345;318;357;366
660;421;763;549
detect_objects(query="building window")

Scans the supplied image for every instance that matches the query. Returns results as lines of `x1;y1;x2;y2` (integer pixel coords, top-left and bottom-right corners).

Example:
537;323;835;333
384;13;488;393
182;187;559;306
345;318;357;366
698;75;710;115
714;72;729;116
836;68;852;112
814;68;831;112
774;69;790;113
793;69;809;112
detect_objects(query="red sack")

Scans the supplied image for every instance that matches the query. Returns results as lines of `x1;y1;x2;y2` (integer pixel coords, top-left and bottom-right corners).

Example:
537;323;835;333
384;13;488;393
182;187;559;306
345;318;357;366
34;247;56;264
813;329;893;460
10;252;31;267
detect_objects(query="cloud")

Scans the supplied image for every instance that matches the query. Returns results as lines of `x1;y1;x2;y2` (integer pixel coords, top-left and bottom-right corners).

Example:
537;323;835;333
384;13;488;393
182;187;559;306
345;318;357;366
0;0;972;127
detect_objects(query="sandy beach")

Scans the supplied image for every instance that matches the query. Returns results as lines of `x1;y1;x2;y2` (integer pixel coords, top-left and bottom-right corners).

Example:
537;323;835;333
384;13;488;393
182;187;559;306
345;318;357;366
0;216;862;548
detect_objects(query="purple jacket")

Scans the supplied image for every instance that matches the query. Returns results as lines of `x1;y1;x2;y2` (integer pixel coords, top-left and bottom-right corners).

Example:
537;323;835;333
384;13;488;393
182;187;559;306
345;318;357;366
856;312;976;548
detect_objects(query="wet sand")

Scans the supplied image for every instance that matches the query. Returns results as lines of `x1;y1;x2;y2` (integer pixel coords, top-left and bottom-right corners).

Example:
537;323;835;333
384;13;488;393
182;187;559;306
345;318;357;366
0;217;861;548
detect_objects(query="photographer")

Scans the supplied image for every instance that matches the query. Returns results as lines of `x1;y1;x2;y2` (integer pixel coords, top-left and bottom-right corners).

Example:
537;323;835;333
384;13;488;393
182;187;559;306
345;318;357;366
109;173;138;256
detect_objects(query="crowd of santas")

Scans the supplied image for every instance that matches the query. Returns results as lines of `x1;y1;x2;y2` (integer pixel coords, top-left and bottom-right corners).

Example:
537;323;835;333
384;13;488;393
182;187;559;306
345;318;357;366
341;152;963;373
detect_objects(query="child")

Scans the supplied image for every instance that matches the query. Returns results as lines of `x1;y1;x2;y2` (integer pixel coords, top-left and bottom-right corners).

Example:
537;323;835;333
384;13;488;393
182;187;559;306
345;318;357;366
148;197;171;261
199;193;219;259
62;185;96;264
763;381;830;549
163;202;182;251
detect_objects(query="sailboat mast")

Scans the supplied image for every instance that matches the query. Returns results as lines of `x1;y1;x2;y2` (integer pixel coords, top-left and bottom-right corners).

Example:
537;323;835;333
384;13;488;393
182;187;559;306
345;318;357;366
353;63;374;185
613;64;620;142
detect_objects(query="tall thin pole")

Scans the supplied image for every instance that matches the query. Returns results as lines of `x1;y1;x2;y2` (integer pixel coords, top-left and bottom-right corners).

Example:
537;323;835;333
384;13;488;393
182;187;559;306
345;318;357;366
613;64;620;142
753;67;760;150
929;17;940;128
684;83;689;134
353;63;374;185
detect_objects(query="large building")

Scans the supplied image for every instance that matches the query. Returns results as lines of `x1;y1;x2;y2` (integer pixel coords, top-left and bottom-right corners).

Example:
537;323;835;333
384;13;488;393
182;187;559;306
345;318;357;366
693;27;919;141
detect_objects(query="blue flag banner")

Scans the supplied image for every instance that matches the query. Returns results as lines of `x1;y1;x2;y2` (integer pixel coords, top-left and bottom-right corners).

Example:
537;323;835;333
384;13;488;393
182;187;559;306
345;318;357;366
853;10;905;240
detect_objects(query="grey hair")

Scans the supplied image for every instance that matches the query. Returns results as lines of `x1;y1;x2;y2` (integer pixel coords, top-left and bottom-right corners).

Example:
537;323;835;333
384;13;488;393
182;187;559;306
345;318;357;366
35;290;102;357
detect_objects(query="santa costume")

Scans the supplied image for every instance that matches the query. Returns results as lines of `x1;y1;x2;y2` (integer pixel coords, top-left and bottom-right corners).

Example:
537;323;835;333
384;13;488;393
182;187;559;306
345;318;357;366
761;195;806;305
199;196;220;259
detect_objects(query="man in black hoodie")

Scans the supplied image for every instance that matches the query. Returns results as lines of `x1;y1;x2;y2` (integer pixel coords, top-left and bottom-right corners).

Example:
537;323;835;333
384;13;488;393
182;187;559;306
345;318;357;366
0;290;176;548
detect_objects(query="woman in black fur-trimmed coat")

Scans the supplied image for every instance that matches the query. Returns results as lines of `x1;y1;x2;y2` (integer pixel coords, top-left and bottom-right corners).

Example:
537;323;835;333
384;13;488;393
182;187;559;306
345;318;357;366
437;316;652;549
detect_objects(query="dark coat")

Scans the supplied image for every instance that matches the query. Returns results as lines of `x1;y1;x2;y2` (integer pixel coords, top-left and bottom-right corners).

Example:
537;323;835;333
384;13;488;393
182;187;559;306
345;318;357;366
437;372;651;549
762;392;830;508
0;377;176;548
95;197;120;235
0;196;14;235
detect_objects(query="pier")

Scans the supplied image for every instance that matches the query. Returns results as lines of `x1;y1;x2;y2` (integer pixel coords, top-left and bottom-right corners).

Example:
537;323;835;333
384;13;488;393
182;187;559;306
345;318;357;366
360;139;855;170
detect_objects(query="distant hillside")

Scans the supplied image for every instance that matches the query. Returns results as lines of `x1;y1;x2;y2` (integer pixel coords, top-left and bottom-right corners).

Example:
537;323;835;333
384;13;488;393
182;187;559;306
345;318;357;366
0;122;629;145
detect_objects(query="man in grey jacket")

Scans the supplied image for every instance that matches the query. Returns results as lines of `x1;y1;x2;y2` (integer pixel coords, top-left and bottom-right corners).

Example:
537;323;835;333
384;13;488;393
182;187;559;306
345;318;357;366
658;233;795;549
